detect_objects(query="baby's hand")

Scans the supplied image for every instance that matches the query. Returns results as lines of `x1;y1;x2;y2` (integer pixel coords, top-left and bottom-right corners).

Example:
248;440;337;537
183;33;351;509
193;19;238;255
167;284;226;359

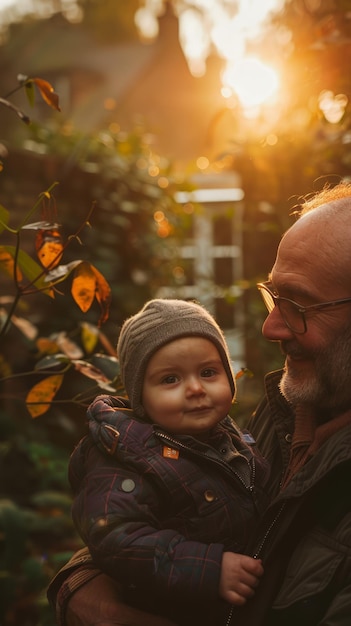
219;552;264;606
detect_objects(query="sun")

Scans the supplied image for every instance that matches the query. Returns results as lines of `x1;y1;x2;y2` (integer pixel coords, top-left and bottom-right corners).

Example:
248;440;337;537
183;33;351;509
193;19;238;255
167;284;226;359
222;57;279;110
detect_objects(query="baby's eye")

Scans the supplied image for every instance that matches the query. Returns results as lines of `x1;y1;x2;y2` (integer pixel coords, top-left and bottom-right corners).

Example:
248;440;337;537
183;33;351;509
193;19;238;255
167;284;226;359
201;368;216;378
161;374;178;385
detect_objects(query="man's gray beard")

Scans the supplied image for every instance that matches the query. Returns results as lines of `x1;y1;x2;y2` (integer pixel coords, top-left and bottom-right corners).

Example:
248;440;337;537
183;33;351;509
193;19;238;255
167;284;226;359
279;321;351;414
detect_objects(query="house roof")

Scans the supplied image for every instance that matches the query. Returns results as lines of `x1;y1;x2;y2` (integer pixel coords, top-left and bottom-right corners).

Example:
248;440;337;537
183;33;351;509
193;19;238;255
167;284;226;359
1;10;232;163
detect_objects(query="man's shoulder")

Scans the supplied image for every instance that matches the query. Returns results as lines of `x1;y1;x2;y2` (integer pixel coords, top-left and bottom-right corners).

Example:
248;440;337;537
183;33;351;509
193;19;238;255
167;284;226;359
249;369;291;430
246;369;293;464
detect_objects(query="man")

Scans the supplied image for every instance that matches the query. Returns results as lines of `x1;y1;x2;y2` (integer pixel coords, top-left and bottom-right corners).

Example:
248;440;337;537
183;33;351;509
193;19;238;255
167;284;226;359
48;182;351;625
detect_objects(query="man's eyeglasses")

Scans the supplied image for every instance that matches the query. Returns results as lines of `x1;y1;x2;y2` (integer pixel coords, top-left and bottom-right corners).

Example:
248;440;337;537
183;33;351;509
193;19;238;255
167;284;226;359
257;281;351;334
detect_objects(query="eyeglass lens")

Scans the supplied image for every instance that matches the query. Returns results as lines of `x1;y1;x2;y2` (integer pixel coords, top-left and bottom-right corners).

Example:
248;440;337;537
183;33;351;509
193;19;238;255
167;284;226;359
259;286;306;333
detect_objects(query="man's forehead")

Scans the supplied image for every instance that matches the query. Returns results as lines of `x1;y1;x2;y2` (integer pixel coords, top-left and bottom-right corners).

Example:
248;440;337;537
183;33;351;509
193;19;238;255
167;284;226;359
284;203;351;252
279;216;318;250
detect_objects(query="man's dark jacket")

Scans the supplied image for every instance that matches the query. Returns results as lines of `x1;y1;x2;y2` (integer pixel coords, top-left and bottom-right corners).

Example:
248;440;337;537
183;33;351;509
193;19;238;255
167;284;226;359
231;369;351;626
47;370;351;626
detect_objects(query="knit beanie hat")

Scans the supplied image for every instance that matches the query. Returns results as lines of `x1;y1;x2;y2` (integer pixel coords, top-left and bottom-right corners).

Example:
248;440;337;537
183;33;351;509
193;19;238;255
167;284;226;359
117;298;235;418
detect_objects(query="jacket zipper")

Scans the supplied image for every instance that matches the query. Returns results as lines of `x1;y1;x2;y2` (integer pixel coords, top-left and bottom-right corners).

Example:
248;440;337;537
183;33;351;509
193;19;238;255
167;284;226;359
252;500;286;559
224;606;234;626
224;501;286;626
155;430;261;626
155;431;256;492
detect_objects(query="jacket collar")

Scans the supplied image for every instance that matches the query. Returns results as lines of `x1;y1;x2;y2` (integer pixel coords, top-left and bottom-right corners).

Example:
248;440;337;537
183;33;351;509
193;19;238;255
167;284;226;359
280;423;351;498
263;371;351;496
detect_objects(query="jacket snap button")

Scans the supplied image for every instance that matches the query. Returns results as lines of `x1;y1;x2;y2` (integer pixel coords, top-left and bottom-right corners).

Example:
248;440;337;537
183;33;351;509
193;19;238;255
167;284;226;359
204;490;216;502
121;479;136;492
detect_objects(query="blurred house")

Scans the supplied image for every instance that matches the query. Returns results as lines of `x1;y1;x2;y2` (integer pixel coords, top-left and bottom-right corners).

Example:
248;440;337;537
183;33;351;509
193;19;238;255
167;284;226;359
0;6;246;365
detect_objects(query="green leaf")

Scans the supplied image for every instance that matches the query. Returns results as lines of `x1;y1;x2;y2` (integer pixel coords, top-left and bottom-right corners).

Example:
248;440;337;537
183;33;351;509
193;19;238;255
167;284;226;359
0;204;10;234
35;354;70;371
30;490;72;510
89;353;120;380
25;80;35;107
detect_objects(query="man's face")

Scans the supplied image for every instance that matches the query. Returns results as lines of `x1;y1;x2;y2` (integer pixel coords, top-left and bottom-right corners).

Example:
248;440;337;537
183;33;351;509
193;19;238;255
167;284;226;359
262;213;351;414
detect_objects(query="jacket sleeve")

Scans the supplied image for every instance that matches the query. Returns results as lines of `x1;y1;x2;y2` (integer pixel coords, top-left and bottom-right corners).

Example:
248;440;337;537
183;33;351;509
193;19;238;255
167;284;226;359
69;438;224;607
318;583;351;626
265;506;351;626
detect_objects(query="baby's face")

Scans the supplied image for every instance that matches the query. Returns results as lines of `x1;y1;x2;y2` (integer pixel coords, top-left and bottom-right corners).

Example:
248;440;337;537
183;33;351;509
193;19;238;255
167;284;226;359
141;336;233;436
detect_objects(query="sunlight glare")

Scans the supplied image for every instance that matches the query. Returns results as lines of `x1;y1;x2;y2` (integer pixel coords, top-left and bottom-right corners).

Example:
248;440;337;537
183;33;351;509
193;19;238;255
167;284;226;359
319;90;348;124
178;8;211;77
135;7;159;40
136;0;285;109
222;57;279;109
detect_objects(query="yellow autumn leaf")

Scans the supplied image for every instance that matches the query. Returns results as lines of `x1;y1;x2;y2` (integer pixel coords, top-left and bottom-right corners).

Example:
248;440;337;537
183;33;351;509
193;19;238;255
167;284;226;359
81;322;99;354
0;247;23;281
71;261;96;312
26;374;63;418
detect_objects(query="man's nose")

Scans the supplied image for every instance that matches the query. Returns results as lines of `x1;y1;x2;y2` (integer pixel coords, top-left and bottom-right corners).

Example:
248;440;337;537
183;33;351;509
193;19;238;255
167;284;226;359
262;306;294;341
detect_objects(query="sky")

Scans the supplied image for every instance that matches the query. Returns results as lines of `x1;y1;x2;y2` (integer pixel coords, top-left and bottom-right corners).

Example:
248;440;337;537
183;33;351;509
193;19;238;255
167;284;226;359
135;0;286;109
0;0;285;109
0;0;35;22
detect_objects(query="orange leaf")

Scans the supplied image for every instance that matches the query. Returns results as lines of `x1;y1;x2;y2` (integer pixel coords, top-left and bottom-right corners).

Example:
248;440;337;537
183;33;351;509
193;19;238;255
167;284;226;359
235;367;254;380
90;265;112;326
0;247;23;280
31;77;61;112
35;229;63;269
71;261;96;313
36;337;61;355
26;374;63;418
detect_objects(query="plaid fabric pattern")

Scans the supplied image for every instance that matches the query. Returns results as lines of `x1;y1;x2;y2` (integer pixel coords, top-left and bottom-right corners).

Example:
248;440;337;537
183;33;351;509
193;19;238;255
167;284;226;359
68;395;269;621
